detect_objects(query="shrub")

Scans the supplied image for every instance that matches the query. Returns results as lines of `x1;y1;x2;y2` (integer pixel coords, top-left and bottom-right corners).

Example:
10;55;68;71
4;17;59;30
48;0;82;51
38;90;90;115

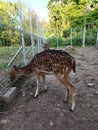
47;36;67;48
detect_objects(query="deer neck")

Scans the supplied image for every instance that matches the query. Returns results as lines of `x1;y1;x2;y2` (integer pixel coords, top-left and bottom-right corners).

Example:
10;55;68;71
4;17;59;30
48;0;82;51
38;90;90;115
15;64;33;75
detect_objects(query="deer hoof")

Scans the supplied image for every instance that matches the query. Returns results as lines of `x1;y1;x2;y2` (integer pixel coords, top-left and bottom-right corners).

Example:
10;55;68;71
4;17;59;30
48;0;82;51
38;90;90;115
63;99;68;104
69;107;74;112
33;94;38;98
44;89;47;93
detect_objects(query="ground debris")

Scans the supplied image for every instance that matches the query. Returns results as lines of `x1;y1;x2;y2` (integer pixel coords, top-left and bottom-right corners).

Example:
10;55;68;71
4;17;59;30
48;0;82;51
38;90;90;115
87;83;95;87
95;91;98;95
50;121;53;126
0;119;10;125
0;47;98;130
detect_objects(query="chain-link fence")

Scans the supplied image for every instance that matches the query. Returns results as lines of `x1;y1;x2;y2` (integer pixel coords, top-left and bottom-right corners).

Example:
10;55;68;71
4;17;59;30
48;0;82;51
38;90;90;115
47;27;98;48
0;0;46;95
63;27;98;47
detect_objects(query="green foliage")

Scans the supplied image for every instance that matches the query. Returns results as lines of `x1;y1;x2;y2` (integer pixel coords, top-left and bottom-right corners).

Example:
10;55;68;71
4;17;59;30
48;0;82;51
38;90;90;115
47;36;69;47
0;25;21;46
0;0;38;47
71;35;82;46
47;37;58;47
0;46;19;68
0;0;18;26
47;0;98;48
48;27;97;47
47;0;98;38
72;8;98;28
0;1;20;46
65;28;97;46
63;29;70;38
85;29;97;46
47;0;88;37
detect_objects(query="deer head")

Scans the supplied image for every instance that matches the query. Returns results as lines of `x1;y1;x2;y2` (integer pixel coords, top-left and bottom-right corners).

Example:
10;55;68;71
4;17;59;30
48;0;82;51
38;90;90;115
43;43;50;50
10;66;17;81
10;65;32;81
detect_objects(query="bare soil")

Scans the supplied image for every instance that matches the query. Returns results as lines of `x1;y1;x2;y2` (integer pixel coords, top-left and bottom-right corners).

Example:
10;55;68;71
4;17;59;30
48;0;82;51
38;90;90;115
0;47;98;130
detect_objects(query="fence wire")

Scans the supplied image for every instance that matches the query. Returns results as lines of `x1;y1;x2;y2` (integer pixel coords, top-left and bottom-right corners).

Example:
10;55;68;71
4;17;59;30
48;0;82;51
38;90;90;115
0;0;46;95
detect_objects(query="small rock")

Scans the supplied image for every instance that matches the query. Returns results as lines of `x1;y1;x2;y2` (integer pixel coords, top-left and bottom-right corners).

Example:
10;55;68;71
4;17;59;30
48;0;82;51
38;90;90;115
50;121;53;126
94;62;97;65
95;91;98;95
0;91;2;95
2;87;17;104
0;119;10;125
87;104;91;107
87;83;95;87
77;62;81;66
29;92;33;96
22;91;26;97
94;105;98;108
57;104;62;107
82;117;86;121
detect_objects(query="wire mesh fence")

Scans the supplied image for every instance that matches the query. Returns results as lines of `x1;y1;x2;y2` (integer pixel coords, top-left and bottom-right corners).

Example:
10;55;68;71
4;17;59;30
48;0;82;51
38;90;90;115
0;0;46;95
62;27;98;47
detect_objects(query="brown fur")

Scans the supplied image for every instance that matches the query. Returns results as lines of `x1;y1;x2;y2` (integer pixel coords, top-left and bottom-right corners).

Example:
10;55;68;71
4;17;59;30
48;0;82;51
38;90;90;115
10;49;76;111
43;43;50;50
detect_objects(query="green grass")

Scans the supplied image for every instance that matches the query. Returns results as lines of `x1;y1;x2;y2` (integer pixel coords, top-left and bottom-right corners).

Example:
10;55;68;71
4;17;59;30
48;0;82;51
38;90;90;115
0;46;35;92
0;46;35;69
0;46;20;55
0;46;21;68
0;46;21;91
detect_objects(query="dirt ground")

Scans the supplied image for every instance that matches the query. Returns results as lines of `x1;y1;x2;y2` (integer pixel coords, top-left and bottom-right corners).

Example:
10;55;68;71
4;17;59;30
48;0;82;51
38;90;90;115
0;47;98;130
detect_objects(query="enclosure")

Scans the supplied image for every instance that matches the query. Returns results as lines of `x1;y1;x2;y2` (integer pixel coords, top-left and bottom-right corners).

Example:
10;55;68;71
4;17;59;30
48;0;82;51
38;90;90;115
0;0;98;130
0;0;46;95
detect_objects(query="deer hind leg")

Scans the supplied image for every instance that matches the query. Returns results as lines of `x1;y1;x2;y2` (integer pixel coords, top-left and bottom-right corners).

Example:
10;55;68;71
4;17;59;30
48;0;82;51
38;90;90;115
41;74;47;91
34;73;40;98
56;74;76;111
55;73;69;103
63;78;76;111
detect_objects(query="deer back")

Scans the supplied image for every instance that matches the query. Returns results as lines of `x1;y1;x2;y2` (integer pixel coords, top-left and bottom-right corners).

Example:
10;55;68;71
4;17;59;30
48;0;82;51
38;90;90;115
30;49;76;74
10;49;76;81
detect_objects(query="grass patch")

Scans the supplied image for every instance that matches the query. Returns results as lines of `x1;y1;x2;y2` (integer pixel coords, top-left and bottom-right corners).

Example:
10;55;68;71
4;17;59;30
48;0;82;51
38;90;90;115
0;46;20;69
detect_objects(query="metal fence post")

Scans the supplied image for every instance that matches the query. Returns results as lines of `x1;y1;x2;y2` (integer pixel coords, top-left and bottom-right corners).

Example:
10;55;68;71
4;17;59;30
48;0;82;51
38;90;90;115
70;28;72;46
29;10;34;57
96;29;98;49
82;16;86;47
36;17;40;52
56;27;59;48
18;0;26;65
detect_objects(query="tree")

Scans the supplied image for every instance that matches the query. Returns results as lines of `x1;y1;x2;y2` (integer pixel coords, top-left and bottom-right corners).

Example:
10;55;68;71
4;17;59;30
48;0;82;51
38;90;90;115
0;0;39;46
47;0;88;37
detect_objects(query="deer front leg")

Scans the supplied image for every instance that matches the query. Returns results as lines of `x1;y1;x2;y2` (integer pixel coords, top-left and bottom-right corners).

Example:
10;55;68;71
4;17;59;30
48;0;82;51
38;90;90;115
63;88;69;103
41;74;47;91
34;73;40;98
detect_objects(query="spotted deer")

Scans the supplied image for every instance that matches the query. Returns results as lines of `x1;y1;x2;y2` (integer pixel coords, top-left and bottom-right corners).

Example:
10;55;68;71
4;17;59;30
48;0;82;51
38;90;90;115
10;49;76;111
43;43;50;50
